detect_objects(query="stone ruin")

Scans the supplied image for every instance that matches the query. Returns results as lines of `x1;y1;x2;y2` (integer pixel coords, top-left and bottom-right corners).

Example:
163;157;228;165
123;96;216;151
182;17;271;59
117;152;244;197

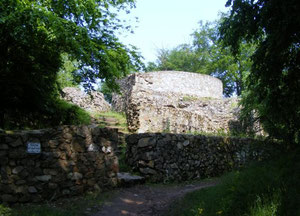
112;71;242;134
61;87;110;113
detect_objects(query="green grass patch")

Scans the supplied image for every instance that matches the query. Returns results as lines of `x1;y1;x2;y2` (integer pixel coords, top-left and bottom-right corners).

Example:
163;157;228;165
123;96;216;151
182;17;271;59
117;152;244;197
165;147;300;216
96;111;126;121
1;190;115;216
118;143;132;172
1;99;91;130
94;111;128;132
54;99;91;125
182;96;199;102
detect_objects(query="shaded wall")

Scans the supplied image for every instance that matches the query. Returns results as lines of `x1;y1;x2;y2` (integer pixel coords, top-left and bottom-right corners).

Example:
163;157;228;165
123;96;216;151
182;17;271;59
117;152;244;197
0;126;119;203
126;133;275;182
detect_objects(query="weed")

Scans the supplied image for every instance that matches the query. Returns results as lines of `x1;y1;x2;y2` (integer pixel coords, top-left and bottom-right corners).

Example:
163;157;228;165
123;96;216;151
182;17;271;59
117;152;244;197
165;147;300;216
0;204;12;216
94;111;128;133
249;192;281;216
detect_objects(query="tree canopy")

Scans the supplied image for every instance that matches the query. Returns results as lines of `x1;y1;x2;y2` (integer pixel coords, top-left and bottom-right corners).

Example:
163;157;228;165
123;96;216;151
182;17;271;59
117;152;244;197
146;20;255;97
220;0;300;144
0;0;143;129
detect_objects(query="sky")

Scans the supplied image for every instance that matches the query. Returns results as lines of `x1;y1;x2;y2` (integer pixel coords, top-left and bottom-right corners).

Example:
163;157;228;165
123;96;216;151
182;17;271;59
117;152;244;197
118;0;229;63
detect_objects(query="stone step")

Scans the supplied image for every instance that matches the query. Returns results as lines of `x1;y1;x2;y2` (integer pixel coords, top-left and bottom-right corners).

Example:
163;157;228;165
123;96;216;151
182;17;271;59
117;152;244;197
117;172;145;187
99;117;119;123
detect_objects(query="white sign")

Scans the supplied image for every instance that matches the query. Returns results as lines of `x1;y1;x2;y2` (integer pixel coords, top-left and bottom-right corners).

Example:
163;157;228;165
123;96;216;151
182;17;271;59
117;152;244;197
88;144;99;152
27;142;41;154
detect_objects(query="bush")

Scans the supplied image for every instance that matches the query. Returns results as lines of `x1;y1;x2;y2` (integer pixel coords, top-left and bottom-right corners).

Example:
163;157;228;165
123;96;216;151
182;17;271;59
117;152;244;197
1;99;91;130
51;99;91;126
167;148;300;216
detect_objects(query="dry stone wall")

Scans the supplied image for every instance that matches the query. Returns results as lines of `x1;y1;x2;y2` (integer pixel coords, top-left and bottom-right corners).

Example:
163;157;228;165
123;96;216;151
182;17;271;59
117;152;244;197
0;126;119;204
126;133;275;182
112;71;244;134
112;71;223;113
62;87;111;112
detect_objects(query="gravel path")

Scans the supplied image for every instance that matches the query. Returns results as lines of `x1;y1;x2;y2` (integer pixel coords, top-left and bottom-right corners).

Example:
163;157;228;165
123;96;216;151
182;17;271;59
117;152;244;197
92;181;217;216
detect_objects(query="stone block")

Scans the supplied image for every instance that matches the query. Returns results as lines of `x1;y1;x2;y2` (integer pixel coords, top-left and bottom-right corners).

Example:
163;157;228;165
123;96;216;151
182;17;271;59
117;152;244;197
36;175;52;182
1;194;17;203
12;166;24;174
68;172;83;180
28;186;38;193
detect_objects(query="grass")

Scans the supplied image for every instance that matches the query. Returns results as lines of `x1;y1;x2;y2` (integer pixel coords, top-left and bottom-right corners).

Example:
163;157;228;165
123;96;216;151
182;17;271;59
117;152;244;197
1;99;92;130
94;111;128;132
0;190;116;216
55;99;91;125
165;147;300;216
182;96;199;102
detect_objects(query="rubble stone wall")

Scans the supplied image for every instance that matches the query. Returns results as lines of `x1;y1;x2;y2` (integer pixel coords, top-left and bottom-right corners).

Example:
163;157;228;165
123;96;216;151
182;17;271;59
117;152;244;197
135;98;240;134
112;71;223;113
126;133;275;182
111;71;246;134
62;87;111;112
0;126;119;204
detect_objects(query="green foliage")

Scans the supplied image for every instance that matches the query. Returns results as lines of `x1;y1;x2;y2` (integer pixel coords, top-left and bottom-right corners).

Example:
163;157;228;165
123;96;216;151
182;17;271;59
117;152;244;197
2;99;91;129
52;100;91;126
146;20;255;97
249;193;281;216
220;0;300;145
0;0;143;129
56;54;79;89
98;81;113;103
166;148;300;216
0;204;12;216
146;44;207;73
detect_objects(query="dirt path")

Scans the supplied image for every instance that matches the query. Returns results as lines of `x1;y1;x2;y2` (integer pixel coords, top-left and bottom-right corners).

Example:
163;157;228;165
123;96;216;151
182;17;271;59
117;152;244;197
92;181;217;216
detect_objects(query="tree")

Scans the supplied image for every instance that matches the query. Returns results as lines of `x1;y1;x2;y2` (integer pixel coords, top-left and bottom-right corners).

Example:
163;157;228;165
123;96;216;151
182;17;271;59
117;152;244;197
220;0;300;144
0;0;143;128
146;20;255;97
56;54;79;89
146;44;206;73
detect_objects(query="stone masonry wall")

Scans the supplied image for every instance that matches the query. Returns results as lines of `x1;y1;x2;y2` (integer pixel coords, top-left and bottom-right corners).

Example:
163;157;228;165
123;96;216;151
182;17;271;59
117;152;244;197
0;126;119;204
111;71;247;135
134;97;240;134
126;133;274;182
112;71;223;113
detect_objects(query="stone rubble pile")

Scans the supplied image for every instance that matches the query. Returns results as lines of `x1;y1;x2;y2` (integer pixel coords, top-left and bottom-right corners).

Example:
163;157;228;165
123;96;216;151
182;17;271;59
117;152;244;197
62;87;111;112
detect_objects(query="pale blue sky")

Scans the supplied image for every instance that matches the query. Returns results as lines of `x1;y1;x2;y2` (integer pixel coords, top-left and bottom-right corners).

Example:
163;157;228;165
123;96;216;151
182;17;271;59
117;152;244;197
118;0;229;63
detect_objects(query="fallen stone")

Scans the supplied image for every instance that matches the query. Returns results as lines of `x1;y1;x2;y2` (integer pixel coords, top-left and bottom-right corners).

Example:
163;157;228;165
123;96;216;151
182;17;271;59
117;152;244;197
12;166;24;174
36;175;52;182
139;167;157;175
28;186;38;193
117;172;145;187
68;172;83;180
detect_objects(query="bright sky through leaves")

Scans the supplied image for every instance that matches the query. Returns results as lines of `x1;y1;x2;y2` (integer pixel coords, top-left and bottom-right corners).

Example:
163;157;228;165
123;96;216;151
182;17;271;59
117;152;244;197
119;0;228;63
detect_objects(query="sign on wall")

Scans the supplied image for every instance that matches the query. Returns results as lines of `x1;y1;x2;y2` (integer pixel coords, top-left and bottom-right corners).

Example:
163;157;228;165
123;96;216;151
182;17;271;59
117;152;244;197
27;142;41;154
